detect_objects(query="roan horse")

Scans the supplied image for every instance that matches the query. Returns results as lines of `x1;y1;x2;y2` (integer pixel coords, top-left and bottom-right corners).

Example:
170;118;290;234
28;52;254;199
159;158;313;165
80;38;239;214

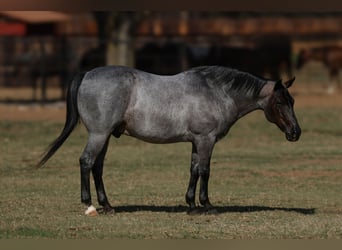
297;46;342;94
37;65;301;215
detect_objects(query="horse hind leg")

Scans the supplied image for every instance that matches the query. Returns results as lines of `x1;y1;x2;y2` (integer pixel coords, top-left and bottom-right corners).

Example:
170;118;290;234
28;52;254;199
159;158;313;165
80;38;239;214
79;133;111;216
92;137;115;214
90;121;126;215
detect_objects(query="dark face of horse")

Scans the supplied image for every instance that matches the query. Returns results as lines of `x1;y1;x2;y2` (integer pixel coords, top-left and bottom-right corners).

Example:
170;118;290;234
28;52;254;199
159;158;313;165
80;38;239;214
264;78;301;142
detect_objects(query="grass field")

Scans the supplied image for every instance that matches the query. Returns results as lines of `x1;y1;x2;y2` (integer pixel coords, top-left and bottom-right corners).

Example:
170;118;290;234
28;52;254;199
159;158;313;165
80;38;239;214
1;98;342;238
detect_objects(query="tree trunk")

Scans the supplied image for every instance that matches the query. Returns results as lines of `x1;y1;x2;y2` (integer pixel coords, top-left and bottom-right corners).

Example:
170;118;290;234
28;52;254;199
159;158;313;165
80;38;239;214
107;17;134;67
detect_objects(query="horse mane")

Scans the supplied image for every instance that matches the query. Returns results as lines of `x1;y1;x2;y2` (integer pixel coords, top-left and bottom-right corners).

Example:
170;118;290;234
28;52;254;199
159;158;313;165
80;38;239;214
190;66;268;98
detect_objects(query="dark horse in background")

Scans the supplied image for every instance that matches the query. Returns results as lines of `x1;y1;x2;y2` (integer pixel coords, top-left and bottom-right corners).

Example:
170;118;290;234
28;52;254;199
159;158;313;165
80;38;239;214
13;52;69;101
10;37;71;102
297;46;342;94
135;41;185;75
79;45;106;72
188;35;293;80
37;65;301;215
135;36;293;80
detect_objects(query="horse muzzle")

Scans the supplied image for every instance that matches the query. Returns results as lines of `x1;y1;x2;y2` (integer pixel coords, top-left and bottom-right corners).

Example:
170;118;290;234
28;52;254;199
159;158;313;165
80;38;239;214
285;126;301;142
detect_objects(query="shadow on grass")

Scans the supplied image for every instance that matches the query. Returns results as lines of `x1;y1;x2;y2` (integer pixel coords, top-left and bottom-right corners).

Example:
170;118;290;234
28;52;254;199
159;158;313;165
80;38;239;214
112;205;315;215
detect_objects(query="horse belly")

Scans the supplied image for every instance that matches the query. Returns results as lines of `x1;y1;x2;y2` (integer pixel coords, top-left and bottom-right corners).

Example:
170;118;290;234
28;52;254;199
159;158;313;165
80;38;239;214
123;107;189;143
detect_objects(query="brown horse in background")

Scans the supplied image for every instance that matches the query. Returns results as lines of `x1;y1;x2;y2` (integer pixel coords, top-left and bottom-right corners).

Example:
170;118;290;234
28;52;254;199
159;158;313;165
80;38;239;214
297;46;342;94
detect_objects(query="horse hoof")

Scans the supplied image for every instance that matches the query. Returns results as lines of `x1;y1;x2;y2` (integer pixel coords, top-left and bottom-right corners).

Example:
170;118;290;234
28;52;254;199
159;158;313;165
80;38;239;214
103;206;115;215
96;205;115;215
85;205;98;216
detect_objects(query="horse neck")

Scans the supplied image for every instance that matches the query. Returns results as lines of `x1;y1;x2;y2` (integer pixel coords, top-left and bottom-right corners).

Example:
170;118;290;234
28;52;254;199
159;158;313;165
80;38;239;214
235;100;261;119
232;81;273;119
232;93;265;119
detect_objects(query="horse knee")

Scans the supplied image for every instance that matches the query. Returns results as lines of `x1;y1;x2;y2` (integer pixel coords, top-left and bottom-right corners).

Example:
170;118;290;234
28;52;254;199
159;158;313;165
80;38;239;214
79;154;94;170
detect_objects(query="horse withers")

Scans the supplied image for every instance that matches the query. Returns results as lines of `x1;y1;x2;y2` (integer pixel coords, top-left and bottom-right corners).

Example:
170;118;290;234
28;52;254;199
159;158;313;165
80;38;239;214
37;66;301;215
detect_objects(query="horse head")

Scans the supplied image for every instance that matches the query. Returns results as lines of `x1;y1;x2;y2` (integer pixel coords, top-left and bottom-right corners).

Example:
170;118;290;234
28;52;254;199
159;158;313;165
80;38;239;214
263;78;301;142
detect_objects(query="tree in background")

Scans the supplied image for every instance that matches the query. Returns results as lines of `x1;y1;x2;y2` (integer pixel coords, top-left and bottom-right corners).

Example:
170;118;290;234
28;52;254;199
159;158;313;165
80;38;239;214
80;11;143;70
85;11;147;69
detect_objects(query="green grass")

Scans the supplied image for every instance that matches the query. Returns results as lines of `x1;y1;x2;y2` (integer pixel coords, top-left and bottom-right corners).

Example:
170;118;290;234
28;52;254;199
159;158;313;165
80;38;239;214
1;107;342;239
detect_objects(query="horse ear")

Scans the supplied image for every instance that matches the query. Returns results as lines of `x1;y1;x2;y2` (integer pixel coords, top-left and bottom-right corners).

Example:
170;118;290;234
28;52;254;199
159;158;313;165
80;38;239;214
274;79;283;91
284;77;295;88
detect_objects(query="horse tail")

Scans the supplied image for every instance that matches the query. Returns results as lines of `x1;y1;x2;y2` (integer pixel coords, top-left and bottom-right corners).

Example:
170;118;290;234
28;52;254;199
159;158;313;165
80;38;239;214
37;72;86;168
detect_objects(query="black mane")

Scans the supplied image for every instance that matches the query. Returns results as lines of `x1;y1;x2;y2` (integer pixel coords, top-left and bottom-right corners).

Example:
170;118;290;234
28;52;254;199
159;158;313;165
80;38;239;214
191;66;268;98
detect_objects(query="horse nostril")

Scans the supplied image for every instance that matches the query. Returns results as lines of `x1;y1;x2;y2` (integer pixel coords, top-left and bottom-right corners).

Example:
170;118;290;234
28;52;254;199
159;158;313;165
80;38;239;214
293;133;298;140
293;128;301;140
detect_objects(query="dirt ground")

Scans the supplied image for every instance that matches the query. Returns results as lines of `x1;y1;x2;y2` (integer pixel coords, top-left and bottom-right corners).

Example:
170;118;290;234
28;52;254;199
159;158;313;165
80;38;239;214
0;85;342;122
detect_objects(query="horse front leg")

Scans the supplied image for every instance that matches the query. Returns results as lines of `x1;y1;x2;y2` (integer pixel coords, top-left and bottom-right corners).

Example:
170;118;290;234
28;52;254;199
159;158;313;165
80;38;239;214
185;144;200;212
198;140;217;214
186;137;216;214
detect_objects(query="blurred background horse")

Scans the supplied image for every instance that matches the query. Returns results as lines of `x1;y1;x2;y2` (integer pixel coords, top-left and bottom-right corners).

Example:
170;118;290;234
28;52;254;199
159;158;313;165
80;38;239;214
297;46;342;94
2;12;342;102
